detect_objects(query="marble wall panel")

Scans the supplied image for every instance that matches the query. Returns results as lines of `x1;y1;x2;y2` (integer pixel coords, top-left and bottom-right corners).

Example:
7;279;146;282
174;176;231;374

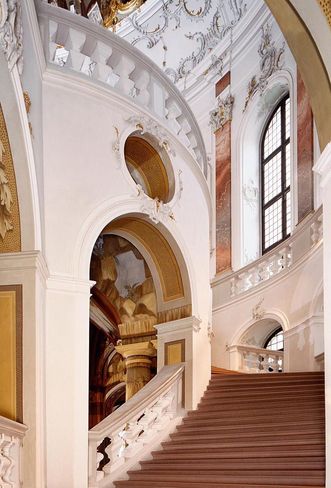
216;121;231;274
297;70;314;222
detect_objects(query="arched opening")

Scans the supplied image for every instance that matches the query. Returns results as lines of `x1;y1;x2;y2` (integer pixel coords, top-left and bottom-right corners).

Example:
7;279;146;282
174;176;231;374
88;215;191;427
229;318;285;374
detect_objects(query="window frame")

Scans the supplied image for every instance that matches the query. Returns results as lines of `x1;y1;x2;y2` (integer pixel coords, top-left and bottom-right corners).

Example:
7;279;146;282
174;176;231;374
260;94;291;254
264;327;284;351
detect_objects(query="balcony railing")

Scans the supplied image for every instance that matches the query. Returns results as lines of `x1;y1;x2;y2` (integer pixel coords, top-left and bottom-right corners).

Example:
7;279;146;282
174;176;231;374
212;207;323;303
88;363;184;487
0;416;28;487
37;2;208;178
227;344;284;373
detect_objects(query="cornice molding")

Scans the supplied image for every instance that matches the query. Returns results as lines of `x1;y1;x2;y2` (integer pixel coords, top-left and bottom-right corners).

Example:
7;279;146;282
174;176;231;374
155;315;201;335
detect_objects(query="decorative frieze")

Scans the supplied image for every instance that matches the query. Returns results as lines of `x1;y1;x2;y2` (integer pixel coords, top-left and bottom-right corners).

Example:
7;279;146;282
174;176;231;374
0;0;23;74
209;93;234;133
243;24;285;112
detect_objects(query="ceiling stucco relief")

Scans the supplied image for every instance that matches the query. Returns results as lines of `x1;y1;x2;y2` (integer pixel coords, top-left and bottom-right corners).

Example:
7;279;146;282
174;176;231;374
243;23;285;112
116;0;247;83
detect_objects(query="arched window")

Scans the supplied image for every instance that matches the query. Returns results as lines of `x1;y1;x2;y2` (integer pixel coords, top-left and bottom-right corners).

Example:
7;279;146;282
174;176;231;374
264;327;284;351
261;95;291;254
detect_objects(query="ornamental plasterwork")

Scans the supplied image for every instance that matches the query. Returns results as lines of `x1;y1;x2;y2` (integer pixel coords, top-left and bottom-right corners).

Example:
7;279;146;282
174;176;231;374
0;133;13;240
209;93;234;132
118;0;247;83
207;322;214;343
136;169;183;224
252;297;265;321
243;23;285;112
0;0;23;74
242;179;258;208
126;115;176;156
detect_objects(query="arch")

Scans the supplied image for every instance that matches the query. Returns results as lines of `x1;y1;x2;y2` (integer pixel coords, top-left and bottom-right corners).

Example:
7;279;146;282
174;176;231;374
73;196;198;313
265;0;331;151
102;215;192;314
230;309;290;347
0;54;41;250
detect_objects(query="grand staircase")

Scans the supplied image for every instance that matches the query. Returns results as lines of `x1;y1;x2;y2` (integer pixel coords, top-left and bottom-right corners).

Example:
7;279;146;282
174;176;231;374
115;371;325;488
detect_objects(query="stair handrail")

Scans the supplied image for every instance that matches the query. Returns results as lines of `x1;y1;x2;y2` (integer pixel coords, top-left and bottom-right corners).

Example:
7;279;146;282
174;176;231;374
228;343;284;373
88;363;184;486
212;206;323;303
36;1;208;178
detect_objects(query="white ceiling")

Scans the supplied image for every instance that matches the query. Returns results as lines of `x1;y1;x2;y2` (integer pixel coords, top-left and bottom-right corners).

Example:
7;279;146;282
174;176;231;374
115;0;250;85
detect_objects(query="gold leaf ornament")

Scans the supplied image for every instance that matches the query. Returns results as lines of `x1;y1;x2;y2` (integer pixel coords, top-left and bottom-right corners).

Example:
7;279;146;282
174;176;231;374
0;138;13;240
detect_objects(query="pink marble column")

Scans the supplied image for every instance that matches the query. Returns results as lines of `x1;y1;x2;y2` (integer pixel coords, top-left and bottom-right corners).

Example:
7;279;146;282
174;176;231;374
297;70;314;222
215;121;231;274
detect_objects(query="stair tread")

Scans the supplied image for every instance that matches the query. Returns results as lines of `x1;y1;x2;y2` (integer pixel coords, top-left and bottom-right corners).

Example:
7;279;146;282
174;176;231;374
116;372;325;488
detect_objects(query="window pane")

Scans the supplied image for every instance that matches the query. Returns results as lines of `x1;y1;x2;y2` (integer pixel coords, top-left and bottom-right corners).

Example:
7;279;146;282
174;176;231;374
285;98;290;139
266;330;284;351
286;142;291;188
286;191;291;235
264;152;282;204
264;198;282;249
264;107;281;158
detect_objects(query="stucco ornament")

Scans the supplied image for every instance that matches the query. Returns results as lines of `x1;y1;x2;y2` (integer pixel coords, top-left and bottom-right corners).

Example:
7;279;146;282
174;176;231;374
209;93;234;132
127;115;176;156
252;297;265;321
0;138;13;240
243;23;284;112
0;0;23;74
136;169;183;224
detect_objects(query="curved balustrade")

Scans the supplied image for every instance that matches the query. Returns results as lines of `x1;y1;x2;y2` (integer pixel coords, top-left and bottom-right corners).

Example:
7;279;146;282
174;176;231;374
37;2;208;178
227;344;284;373
0;416;28;487
88;364;184;487
212;207;323;304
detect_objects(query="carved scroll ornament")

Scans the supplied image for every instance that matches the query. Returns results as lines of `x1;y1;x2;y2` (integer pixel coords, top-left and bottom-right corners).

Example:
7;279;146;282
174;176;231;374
0;0;23;74
243;24;285;112
0;138;13;240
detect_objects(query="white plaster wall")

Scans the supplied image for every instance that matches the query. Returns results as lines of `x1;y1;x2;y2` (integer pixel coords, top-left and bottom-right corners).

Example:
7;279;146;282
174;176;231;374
41;73;211;487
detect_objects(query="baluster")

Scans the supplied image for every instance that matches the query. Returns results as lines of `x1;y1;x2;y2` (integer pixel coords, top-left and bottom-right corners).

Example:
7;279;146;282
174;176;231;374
103;431;125;475
0;435;15;485
90;41;112;83
131;69;151;105
258;260;269;281
66;28;87;71
250;265;260;286
113;56;135;96
230;277;237;297
149;78;167;118
166;99;182;134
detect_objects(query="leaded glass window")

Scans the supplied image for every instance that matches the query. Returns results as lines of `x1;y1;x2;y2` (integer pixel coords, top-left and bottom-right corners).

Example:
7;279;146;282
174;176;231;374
261;95;291;253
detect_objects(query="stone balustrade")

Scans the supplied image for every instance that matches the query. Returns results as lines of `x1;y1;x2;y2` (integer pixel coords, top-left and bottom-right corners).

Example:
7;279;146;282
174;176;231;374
228;344;284;373
213;207;323;303
88;364;184;487
37;2;208;178
0;416;28;487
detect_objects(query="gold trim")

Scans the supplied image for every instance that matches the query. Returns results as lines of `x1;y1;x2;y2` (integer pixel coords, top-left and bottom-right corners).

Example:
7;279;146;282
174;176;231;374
124;136;170;202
